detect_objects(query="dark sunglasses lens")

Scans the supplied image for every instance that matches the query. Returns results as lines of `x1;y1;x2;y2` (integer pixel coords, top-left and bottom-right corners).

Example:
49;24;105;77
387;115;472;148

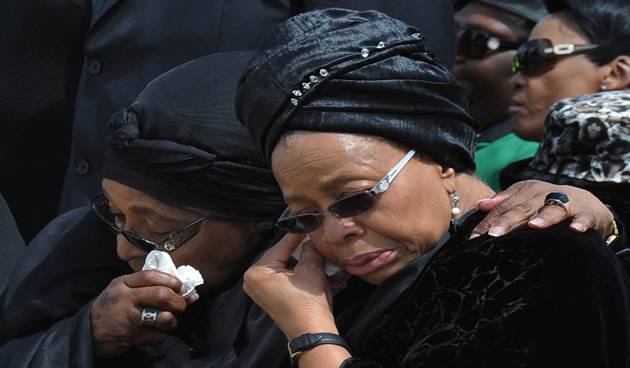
514;39;553;74
457;28;497;59
276;214;321;234
330;191;375;218
122;232;157;252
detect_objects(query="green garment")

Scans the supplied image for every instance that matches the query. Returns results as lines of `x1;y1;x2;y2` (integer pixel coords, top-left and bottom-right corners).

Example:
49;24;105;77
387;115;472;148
475;133;539;192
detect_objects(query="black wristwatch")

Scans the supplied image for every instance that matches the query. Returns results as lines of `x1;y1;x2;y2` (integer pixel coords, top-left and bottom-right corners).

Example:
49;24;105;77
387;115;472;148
288;332;350;363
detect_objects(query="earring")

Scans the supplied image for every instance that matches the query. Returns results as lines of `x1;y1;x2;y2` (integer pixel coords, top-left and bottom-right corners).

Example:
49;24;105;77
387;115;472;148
450;191;461;222
600;84;608;91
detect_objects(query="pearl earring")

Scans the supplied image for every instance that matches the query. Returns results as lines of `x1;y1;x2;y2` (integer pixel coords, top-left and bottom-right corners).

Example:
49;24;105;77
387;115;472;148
600;84;608;91
450;191;461;222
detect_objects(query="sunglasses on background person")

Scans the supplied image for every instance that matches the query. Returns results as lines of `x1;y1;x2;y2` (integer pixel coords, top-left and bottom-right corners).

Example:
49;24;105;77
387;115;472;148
90;193;207;253
275;149;416;234
456;27;522;59
512;38;598;75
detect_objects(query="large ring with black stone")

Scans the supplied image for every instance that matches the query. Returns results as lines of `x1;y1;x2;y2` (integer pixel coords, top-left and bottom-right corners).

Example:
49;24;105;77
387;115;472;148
140;307;159;328
544;192;570;215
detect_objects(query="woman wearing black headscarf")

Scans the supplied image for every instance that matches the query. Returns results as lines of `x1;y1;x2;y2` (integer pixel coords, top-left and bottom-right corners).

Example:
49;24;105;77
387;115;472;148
237;9;630;367
0;51;286;367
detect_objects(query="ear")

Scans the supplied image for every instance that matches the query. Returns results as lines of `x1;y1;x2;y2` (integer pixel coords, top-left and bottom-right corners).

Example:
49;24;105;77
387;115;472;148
601;55;630;90
435;165;457;194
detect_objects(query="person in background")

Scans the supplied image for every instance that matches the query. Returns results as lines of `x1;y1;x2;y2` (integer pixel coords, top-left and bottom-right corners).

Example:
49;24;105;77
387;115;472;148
453;0;546;191
501;91;630;267
509;0;630;142
0;51;286;367
236;8;629;367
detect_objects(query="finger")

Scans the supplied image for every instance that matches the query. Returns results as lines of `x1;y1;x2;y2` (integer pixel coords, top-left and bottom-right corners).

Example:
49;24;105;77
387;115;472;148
472;200;538;238
134;286;188;314
328;272;349;291
154;310;179;332
255;233;306;269
294;241;326;274
122;270;183;292
527;204;569;229
475;180;528;212
568;212;598;233
183;292;199;305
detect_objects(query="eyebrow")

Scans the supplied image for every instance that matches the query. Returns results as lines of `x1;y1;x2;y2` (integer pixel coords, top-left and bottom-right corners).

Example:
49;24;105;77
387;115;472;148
102;187;183;224
283;174;374;204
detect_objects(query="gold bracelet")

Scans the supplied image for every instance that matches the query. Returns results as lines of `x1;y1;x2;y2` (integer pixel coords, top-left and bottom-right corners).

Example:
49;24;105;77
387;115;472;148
605;220;619;246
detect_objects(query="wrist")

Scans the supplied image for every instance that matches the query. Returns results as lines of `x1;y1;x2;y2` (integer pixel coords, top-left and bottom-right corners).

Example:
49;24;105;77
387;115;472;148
288;332;350;365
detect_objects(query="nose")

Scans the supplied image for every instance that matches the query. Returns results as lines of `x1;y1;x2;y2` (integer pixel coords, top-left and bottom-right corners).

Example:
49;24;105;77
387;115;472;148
320;213;365;244
510;70;526;89
116;234;148;264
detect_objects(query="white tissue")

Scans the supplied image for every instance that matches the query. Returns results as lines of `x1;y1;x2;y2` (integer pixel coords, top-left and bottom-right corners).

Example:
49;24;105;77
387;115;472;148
142;250;204;298
291;236;343;276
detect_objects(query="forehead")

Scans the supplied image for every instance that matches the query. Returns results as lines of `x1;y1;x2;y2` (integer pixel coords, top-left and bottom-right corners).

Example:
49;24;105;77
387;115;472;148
271;132;404;190
530;11;589;43
456;2;531;39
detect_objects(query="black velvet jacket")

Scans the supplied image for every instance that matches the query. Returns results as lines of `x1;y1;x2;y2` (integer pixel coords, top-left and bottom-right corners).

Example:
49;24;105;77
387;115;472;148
338;211;630;367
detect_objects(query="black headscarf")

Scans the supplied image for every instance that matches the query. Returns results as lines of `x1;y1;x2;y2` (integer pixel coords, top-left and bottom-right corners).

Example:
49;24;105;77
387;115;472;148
236;8;478;173
103;51;285;222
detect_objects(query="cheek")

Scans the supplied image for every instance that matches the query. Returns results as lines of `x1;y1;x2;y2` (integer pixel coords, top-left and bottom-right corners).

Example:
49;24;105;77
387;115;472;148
171;230;255;289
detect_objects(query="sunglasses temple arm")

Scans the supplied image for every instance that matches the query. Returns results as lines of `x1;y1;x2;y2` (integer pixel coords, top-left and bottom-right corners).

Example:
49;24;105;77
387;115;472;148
373;149;416;194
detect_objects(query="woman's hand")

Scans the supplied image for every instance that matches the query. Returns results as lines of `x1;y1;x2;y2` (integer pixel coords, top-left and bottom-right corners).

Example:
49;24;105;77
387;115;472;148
90;270;198;358
471;180;614;239
243;234;338;339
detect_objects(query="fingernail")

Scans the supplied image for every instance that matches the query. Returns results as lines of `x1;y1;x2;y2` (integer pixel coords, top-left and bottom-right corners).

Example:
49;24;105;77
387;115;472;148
469;232;480;239
488;225;504;237
570;223;586;232
475;198;491;207
529;218;544;227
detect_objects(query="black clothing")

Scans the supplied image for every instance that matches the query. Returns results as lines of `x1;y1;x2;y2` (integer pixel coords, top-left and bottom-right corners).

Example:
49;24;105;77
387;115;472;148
236;8;477;172
339;211;630;367
59;0;457;213
0;0;90;242
0;194;25;293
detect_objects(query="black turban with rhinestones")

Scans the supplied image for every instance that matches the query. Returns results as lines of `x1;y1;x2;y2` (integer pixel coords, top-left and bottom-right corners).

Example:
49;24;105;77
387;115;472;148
102;51;285;222
236;8;478;173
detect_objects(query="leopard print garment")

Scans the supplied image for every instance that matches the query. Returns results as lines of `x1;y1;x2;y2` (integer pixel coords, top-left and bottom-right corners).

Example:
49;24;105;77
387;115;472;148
528;90;630;183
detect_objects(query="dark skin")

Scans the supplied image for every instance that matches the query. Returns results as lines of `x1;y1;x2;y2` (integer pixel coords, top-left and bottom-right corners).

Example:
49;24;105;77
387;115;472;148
453;2;533;132
91;270;191;357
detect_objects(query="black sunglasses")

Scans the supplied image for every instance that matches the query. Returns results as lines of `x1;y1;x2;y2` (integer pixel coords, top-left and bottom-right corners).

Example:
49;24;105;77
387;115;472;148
512;38;598;75
90;193;206;253
275;149;416;234
456;27;521;59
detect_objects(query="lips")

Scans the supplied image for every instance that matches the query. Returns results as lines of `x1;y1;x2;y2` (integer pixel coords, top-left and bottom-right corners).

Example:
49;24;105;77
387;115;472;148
508;99;526;115
342;249;396;276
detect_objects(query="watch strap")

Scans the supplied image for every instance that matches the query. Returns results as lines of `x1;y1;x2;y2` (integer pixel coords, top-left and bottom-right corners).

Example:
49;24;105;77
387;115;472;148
288;332;350;362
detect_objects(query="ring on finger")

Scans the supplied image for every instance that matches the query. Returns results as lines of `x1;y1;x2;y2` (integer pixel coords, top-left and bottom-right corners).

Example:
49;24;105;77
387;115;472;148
543;192;570;216
140;307;159;328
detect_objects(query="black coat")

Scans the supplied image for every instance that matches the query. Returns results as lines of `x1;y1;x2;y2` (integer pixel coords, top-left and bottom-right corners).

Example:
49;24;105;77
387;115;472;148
0;0;90;242
57;0;457;213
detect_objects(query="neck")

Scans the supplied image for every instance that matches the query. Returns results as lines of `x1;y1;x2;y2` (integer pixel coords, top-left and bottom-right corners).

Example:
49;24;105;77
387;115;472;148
453;174;495;217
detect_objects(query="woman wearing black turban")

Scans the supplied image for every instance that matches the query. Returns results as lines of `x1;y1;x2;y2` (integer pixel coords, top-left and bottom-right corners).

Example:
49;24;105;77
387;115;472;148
0;51;286;366
237;9;630;367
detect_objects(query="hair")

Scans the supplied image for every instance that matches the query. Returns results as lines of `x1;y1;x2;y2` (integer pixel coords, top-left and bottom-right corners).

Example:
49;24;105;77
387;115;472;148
544;0;630;65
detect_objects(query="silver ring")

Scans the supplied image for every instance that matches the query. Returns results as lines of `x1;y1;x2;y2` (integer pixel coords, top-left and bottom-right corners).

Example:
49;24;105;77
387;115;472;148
544;192;570;214
140;307;159;328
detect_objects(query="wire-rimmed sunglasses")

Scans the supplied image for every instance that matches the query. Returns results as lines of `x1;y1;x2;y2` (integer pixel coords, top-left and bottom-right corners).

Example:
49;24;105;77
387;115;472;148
90;193;207;253
275;149;416;234
456;27;521;59
512;38;598;75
